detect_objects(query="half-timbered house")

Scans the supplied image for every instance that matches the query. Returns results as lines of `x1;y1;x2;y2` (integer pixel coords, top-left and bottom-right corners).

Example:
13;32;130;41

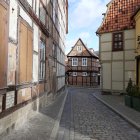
0;0;68;134
66;39;99;87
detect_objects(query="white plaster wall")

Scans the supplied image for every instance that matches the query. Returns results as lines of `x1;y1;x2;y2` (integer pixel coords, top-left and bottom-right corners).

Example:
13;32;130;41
101;42;112;52
102;63;111;89
125;61;136;71
9;0;18;41
27;0;32;7
124;29;135;39
125;71;135;82
112;52;123;60
124;40;136;50
101;52;111;61
33;54;39;82
100;33;112;42
112;62;123;81
112;82;123;90
19;7;32;27
36;0;40;17
125;50;136;60
33;24;39;52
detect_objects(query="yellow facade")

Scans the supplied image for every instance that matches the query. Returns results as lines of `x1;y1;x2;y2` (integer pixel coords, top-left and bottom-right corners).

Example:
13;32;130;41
134;10;140;85
135;10;140;54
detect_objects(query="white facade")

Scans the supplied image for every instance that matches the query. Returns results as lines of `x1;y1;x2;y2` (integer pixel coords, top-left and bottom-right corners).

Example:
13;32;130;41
99;29;136;93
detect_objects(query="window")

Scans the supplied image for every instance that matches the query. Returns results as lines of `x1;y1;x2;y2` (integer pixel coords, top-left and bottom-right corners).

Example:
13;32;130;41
82;58;87;66
73;72;77;76
52;43;57;58
39;3;46;25
53;0;56;23
113;32;123;51
77;45;82;52
72;58;78;66
39;39;46;80
83;72;87;76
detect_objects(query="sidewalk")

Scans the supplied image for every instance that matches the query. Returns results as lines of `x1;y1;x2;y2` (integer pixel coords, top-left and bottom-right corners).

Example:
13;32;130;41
93;91;140;131
1;89;68;140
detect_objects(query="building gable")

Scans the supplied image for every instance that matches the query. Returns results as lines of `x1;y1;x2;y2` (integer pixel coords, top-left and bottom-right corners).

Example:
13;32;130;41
67;38;97;58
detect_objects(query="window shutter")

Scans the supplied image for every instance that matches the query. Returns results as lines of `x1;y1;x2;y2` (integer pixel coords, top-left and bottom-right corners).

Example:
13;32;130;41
19;21;33;83
0;3;8;88
19;21;28;83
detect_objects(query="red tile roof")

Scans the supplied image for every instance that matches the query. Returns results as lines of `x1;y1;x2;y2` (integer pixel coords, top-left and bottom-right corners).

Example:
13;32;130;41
97;0;140;34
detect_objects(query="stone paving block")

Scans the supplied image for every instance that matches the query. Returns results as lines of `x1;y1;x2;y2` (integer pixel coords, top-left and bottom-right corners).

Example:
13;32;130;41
56;87;140;140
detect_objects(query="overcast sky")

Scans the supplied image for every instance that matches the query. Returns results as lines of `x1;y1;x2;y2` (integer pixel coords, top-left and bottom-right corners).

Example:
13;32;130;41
65;0;111;54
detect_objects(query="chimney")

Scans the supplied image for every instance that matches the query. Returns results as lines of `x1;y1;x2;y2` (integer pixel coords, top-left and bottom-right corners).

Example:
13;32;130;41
89;48;94;53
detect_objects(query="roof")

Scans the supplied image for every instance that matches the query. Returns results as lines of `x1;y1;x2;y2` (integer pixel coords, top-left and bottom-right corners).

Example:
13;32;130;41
67;38;98;59
97;0;140;34
131;6;140;19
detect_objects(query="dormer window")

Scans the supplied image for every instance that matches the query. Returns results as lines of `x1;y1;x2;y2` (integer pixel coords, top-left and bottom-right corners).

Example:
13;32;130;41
77;45;82;52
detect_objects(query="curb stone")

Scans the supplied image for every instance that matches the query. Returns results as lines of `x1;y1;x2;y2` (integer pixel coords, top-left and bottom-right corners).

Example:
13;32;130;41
49;87;68;140
93;94;140;131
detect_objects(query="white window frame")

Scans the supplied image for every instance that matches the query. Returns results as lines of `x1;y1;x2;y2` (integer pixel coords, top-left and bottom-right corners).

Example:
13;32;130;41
82;58;87;66
77;45;82;52
83;72;87;76
72;58;78;66
73;72;77;76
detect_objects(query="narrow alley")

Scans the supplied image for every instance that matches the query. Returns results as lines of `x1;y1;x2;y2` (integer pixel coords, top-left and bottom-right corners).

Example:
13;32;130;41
56;87;140;140
2;87;140;140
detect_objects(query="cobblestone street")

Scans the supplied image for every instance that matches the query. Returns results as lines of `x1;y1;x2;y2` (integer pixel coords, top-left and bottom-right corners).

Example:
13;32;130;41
56;87;140;140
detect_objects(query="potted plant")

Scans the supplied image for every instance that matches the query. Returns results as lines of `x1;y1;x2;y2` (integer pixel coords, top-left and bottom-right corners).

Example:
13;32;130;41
131;85;140;112
125;78;133;107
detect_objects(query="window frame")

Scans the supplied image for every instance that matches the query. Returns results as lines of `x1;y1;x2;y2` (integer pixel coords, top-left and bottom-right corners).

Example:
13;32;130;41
72;58;78;66
112;32;123;51
39;38;46;80
82;58;87;66
82;72;87;76
73;72;77;76
77;45;82;52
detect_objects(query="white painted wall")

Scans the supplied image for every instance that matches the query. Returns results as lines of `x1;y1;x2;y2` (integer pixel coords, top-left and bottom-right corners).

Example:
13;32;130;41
9;0;18;41
33;24;39;52
102;63;111;90
33;54;39;82
100;29;136;93
19;7;32;27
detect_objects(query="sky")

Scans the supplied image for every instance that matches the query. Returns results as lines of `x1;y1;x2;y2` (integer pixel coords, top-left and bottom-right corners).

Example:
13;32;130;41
65;0;111;54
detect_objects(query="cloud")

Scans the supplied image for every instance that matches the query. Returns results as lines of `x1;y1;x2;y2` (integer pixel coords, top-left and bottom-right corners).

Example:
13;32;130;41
69;0;110;29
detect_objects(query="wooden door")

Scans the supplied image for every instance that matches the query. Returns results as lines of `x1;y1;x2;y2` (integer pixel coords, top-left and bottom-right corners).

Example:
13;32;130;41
0;2;8;88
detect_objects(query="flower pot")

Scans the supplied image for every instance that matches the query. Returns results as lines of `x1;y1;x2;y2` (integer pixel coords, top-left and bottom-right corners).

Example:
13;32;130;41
125;95;132;108
132;97;140;112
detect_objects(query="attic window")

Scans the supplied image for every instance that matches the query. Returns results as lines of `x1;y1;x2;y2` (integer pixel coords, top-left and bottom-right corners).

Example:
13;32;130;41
77;45;82;52
112;32;123;51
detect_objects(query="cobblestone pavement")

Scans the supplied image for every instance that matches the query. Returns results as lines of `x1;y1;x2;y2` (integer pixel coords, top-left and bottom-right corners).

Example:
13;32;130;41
1;91;66;140
56;87;140;140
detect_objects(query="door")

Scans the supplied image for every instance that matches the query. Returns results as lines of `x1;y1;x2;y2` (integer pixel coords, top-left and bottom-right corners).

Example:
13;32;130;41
0;2;8;88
